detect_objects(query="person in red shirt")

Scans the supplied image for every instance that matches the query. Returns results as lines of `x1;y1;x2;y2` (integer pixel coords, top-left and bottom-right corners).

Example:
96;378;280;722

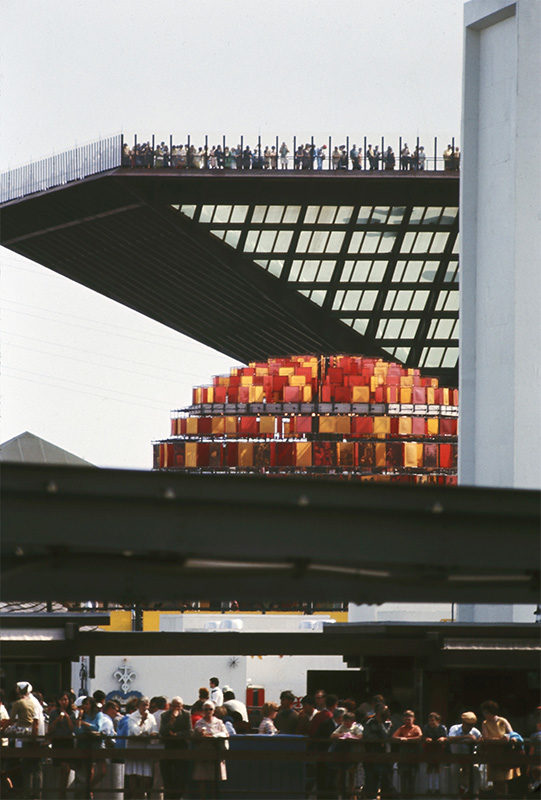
393;710;423;799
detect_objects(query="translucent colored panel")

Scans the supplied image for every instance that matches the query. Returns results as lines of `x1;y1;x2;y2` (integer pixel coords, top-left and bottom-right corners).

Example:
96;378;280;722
244;230;259;252
378;233;396;253
442;347;459;368
213;205;232;223
342;290;362;311
361;232;380;253
273;230;293;251
336;206;354;223
359;290;378;310
401;232;416;252
283;206;301;223
310;290;327;306
422;207;442;224
268;260;284;278
224;229;241;248
252;205;267;223
318;206;338;224
411;290;430;310
256;230;278;252
351;262;371;281
392;262;407;281
430;232;450;252
403;261;423;281
389;207;406;224
413;231;433;252
424;347;445;367
444;291;459;311
357;206;373;224
308;230;330;253
348;232;364;253
289;260;303;281
441;207;458;224
266;206;285;223
326;231;345;252
420;263;438;282
368;261;388;282
384;290;397;310
409;207;425;223
385;318;404;337
200;205;215;223
341;261;354;281
452;234;460;254
297;231;312;251
434;318;455;338
317;261;335;281
352;319;369;334
180;204;196;218
304;206;320;223
401;318;420;338
394;291;413;310
332;290;345;310
371;206;390;223
299;262;319;281
230;205;249;223
444;261;459;282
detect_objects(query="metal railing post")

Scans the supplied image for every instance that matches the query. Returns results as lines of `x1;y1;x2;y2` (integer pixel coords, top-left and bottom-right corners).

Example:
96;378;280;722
346;135;349;170
363;136;367;170
328;136;331;170
434;136;437;171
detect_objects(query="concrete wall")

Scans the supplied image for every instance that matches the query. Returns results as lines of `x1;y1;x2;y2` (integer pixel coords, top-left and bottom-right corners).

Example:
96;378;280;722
459;0;541;490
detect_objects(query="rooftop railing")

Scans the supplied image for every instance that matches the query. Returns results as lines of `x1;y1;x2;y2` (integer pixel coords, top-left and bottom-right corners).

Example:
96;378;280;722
0;133;460;205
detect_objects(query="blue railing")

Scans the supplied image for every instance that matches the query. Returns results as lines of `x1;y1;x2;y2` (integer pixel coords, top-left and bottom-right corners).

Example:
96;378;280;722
0;133;460;204
0;135;122;204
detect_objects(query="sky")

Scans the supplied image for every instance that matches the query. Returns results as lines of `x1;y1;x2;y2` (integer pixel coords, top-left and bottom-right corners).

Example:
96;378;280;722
0;0;464;469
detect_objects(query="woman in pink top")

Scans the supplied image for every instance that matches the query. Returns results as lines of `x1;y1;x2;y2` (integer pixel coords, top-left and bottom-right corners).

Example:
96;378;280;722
258;702;279;735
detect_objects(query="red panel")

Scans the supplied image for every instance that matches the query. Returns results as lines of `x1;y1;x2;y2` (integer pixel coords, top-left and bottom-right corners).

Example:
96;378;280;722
321;386;332;402
412;417;426;436
334;386;352;403
327;367;343;382
227;387;239;402
253;443;271;468
424;443;438;471
295;416;312;434
386;441;402;469
357;442;375;469
238;386;250;404
239;416;258;435
172;442;185;467
283;385;301;403
412;387;426;404
352;417;373;436
439;443;452;469
390;417;399;436
275;442;294;466
226;443;239;467
214;386;227;403
208;443;222;467
198;417;212;435
313;442;336;466
374;386;384;402
197;442;210;467
440;418;457;436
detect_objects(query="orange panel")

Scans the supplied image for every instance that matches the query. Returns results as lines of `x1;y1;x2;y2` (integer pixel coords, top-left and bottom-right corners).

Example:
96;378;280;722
336;416;351;435
258;416;275;435
404;442;420;468
249;386;264;403
295;442;312;467
319;417;337;434
352;385;370;403
186;417;198;435
398;417;413;436
375;442;386;468
427;418;439;436
239;443;254;467
185;442;198;467
290;375;306;387
225;417;237;436
374;417;391;436
302;385;313;402
211;417;225;436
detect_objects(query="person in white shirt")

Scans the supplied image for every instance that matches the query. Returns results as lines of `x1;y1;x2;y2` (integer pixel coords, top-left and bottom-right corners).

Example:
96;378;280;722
125;696;158;798
209;678;223;707
448;711;482;798
223;688;249;722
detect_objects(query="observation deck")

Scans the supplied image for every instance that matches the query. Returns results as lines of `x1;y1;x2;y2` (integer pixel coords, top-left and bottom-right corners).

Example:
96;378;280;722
0;135;459;383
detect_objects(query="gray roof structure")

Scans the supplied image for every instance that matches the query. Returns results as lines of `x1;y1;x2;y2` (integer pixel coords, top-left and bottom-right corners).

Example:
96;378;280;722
0;431;93;466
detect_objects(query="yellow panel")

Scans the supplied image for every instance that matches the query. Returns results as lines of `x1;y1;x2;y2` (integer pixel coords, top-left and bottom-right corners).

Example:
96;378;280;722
239;442;253;467
193;388;203;404
218;376;229;386
279;367;295;376
295;442;312;467
442;388;450;405
374;417;391;436
249;386;264;403
207;387;214;403
336;416;351;434
225;416;237;435
255;367;268;376
99;610;132;631
211;417;226;435
240;375;253;386
185;442;197;467
398;417;412;436
259;416;275;434
283;421;291;436
352;385;370;403
319;417;337;434
426;387;435;405
290;375;306;386
302;385;313;402
417;443;424;464
231;368;239;376
404;442;419;468
427;418;439;436
375;442;386;467
400;375;414;387
400;387;412;404
186;417;198;435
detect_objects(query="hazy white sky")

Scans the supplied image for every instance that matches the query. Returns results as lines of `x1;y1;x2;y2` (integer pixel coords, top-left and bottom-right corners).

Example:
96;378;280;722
0;0;463;468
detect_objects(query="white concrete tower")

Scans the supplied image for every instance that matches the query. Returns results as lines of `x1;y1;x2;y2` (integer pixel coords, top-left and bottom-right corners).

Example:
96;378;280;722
458;0;541;623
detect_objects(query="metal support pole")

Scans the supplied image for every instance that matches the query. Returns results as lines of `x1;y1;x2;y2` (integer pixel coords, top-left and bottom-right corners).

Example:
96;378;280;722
434;136;437;171
363;136;367;170
240;135;243;169
293;136;296;170
328;136;331;170
346;135;349;170
399;136;402;171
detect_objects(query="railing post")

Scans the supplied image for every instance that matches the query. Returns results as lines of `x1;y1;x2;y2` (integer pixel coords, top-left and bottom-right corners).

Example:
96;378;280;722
399;136;402;171
346;135;349;170
363;136;367;170
152;134;155;168
223;134;226;169
328;136;331;170
240;135;243;169
293;136;296;170
276;135;279;170
434;136;437;171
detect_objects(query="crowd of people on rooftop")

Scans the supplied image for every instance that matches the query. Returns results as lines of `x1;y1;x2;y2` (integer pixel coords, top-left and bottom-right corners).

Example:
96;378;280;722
1;679;537;800
121;141;460;172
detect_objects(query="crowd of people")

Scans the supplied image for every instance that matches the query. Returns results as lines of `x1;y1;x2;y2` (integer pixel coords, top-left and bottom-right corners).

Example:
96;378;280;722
121;141;460;172
1;679;538;800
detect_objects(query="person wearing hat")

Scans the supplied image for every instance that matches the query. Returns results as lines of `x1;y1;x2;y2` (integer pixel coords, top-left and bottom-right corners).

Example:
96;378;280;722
448;712;481;798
